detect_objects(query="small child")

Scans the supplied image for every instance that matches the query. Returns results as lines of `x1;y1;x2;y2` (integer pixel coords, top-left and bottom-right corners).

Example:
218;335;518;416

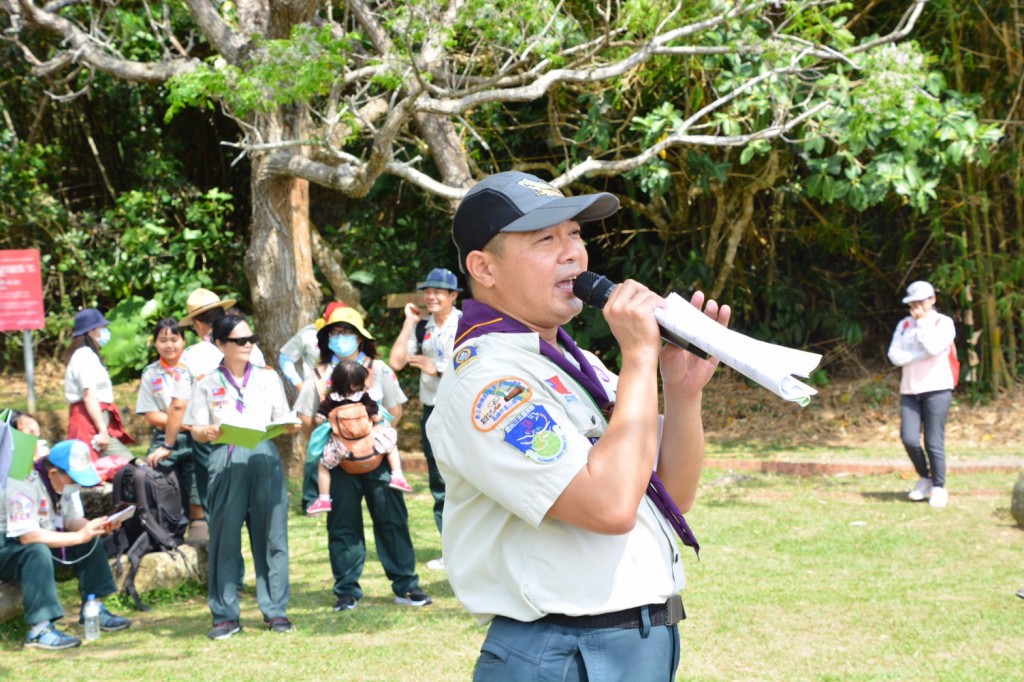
8;410;51;461
306;361;412;515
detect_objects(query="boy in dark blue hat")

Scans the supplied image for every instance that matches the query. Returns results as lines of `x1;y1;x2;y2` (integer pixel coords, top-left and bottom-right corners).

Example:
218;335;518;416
0;439;130;650
389;267;462;568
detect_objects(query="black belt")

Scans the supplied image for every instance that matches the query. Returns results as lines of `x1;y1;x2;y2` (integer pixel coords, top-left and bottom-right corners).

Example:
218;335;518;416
537;594;685;629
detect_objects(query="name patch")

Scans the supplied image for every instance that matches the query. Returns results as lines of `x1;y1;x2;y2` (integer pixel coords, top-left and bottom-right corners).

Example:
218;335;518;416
502;404;568;464
472;378;531;431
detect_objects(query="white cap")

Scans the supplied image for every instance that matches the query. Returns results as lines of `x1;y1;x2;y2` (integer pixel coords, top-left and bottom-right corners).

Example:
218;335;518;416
902;281;936;304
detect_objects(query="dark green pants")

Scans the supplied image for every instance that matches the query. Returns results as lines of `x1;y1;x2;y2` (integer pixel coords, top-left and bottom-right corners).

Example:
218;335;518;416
0;537;115;626
191;439;215;514
148;428;194;512
420;404;446;534
327;461;420;600
206;442;290;623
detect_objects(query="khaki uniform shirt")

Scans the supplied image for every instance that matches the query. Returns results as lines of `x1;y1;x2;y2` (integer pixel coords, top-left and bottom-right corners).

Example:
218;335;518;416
406;310;462;406
2;472;83;537
426;331;685;625
184;365;289;429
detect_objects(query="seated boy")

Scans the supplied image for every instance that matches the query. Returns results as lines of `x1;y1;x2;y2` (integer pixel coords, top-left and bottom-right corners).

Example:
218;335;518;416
0;439;131;650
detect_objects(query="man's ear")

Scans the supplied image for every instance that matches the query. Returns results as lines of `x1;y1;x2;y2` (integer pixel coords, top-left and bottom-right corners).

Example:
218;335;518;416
465;251;496;290
45;467;64;493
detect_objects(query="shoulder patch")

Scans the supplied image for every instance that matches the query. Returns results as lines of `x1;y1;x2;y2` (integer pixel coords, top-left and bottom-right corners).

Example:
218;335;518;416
453;345;478;373
8;492;34;523
472;377;532;431
501;404;568;464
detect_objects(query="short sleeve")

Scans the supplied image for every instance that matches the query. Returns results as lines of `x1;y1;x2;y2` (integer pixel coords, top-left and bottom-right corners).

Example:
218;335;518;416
377;363;407;410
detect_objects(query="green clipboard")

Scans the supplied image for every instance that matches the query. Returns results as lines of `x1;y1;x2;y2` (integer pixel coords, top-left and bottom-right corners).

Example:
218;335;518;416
1;409;38;481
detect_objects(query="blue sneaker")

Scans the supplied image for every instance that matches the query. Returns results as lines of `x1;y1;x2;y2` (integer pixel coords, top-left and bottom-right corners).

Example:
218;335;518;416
79;603;131;632
26;623;81;650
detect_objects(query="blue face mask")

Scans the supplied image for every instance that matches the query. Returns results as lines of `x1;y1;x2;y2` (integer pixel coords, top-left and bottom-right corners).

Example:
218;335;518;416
96;328;112;347
329;334;359;358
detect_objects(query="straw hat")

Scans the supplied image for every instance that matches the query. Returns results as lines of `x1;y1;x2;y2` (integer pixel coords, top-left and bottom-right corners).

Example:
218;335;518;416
315;303;373;341
179;288;237;327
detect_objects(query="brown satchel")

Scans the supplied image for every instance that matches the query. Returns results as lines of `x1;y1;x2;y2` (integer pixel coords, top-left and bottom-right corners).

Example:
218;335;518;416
328;402;385;475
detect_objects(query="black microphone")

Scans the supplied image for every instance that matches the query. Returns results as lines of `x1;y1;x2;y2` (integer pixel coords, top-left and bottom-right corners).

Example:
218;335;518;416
573;271;709;359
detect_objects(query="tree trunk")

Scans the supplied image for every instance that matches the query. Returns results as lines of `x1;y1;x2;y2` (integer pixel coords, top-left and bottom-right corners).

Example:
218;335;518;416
245;107;320;477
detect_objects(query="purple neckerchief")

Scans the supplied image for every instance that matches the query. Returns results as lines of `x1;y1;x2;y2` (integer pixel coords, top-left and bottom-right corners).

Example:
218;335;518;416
218;363;252;414
454;300;699;556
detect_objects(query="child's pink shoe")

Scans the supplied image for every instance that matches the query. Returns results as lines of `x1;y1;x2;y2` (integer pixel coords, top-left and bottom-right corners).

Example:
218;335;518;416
389;473;413;493
306;498;332;514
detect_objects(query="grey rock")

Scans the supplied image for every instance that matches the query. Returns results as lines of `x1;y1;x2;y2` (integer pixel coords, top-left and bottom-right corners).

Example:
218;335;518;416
1012;470;1024;529
110;542;208;594
0;581;22;623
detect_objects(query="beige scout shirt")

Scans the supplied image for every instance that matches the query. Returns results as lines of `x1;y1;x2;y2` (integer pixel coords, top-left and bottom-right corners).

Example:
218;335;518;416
64;347;114;403
135;360;191;415
2;472;84;537
406;310;462;406
426;331;686;625
184;364;289;429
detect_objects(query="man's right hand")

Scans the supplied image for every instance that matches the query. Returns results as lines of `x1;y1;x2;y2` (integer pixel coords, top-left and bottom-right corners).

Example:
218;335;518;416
404;302;424;322
82;516;111;541
146;445;172;467
92;431;111;453
602;279;664;367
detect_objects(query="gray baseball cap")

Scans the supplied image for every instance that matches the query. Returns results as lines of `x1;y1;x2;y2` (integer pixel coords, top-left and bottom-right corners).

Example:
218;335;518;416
451;171;619;272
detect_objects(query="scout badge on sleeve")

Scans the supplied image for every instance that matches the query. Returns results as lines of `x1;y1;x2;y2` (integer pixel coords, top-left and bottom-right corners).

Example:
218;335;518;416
502;404;568;464
472;378;532;431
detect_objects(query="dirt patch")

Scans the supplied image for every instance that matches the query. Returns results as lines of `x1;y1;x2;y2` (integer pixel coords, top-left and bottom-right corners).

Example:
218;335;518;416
4;362;1021;455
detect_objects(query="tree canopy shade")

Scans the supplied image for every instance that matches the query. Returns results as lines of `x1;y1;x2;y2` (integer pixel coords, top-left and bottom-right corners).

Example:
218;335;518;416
2;0;1009;420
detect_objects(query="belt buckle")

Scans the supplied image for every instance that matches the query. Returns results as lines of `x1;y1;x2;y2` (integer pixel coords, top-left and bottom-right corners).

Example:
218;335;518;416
665;594;685;625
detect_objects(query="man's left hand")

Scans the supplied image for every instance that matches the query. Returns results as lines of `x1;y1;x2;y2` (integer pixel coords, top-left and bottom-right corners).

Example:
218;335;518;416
660;291;730;395
408;355;438;376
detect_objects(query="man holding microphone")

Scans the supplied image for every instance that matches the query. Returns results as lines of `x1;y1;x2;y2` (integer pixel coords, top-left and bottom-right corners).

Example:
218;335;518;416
426;171;729;681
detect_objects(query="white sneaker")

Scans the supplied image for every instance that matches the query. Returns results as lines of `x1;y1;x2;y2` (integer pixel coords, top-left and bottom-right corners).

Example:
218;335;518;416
929;487;948;508
908;478;933;501
426;558;445;571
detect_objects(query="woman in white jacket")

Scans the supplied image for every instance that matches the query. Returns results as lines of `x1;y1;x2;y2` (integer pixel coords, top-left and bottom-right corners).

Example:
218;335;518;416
887;281;957;508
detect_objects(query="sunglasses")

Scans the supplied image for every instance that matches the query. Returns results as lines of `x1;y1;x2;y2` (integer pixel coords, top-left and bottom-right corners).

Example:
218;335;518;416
225;335;258;346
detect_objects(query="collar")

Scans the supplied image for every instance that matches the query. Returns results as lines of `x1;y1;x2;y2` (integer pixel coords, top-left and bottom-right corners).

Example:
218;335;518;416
455;300;610;408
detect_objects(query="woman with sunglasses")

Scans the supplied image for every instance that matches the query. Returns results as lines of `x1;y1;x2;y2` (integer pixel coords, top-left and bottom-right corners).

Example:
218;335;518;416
294;303;431;611
184;314;298;640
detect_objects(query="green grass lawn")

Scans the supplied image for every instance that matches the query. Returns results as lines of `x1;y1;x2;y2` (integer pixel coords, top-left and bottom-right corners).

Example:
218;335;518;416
2;469;1022;681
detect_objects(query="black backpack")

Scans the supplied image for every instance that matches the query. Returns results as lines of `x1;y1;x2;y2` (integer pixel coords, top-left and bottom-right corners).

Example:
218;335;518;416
105;459;190;610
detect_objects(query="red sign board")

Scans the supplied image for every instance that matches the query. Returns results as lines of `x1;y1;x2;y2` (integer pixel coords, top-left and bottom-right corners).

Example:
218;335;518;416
0;250;45;331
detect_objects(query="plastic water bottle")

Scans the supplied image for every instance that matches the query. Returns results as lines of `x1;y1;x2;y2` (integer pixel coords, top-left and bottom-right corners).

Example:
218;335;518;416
83;594;101;641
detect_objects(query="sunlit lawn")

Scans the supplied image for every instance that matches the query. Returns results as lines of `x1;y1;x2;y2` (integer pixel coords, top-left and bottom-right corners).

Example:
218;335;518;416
1;468;1022;681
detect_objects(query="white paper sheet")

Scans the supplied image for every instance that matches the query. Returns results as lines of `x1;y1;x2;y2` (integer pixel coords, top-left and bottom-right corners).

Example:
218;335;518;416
658;293;822;406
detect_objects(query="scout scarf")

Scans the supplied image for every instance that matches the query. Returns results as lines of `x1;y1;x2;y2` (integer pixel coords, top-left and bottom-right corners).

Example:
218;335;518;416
455;300;700;556
217;363;252;413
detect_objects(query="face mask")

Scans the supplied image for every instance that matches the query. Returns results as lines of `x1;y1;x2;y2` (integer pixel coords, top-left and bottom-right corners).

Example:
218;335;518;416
62;482;81;495
96;328;112;347
329;335;359;358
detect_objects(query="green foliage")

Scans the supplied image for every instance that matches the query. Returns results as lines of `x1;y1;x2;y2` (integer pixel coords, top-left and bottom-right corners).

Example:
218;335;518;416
167;25;358;121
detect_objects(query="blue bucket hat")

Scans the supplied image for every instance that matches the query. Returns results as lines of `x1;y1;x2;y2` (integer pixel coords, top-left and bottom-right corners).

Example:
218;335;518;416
71;308;110;337
417;268;462;292
47;440;101;487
